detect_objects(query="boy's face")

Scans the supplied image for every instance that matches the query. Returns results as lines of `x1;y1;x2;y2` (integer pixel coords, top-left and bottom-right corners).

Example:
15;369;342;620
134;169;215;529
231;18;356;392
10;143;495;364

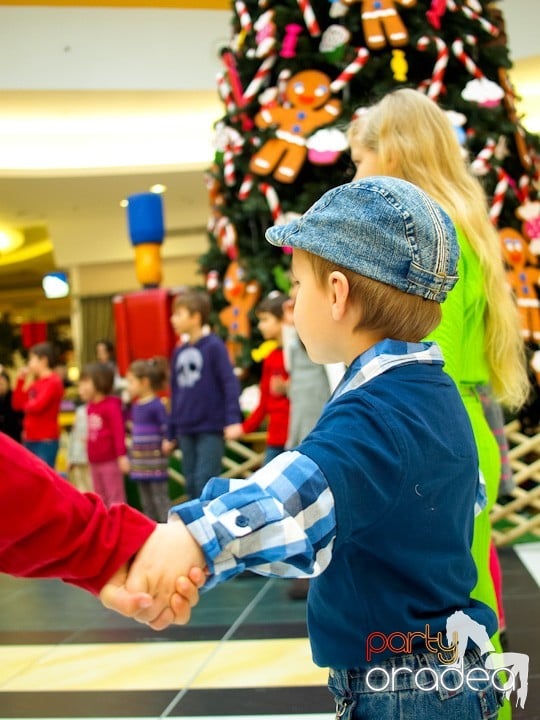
28;353;45;376
350;142;381;181
170;305;197;337
257;311;282;342
290;250;337;365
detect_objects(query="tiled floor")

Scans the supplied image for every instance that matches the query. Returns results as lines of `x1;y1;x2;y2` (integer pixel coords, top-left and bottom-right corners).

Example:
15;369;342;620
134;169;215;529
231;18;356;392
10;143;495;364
0;544;538;719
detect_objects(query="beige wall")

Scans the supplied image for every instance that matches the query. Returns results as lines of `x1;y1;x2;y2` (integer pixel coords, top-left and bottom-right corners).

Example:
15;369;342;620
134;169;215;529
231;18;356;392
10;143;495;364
74;251;204;297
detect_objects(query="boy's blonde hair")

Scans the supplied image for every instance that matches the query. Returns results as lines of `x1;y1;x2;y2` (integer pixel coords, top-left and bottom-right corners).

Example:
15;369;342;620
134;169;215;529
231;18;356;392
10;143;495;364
307;252;441;342
348;88;528;409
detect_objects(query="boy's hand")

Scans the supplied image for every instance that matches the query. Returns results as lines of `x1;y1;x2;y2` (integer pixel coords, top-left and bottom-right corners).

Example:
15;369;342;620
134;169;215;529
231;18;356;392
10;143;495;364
224;423;243;441
168;568;208;627
162;439;176;456
270;375;288;396
101;521;205;629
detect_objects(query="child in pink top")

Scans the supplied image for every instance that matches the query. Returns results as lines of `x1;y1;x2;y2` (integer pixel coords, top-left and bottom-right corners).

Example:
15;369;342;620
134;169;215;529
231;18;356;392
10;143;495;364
79;363;129;506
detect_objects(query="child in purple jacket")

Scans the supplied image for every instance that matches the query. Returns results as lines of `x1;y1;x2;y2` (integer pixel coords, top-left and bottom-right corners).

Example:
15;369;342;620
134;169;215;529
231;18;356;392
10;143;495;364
162;289;242;499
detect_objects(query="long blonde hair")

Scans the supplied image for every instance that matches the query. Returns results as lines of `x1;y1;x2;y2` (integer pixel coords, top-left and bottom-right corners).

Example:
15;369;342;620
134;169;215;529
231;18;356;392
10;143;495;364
348;88;528;409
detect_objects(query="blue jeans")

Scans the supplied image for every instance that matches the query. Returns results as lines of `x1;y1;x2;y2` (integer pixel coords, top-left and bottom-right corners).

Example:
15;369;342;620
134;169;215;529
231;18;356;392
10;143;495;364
178;433;224;499
24;440;59;469
328;648;504;720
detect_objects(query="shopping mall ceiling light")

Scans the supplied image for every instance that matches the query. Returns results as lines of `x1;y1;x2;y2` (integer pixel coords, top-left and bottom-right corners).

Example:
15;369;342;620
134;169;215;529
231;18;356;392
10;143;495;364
0;228;24;254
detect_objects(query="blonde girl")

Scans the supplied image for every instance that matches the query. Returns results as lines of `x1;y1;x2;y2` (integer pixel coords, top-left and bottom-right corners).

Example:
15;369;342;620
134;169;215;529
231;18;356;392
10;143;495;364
348;88;528;719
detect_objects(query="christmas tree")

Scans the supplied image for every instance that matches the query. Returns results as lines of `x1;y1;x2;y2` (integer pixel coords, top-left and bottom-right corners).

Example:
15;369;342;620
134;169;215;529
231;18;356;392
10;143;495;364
201;0;539;378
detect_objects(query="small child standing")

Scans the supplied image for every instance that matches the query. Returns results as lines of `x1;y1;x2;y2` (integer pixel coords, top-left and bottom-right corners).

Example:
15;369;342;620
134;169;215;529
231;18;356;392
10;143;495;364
67;399;92;492
12;342;64;468
126;358;170;522
228;291;290;464
79;363;129;506
163;289;242;500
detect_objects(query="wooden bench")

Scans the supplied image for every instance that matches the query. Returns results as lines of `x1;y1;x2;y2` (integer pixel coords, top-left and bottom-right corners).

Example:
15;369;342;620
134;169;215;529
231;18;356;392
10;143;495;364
490;420;540;546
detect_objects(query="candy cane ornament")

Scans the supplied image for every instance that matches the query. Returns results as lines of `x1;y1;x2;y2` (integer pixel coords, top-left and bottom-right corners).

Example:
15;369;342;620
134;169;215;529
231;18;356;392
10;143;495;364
238;173;255;200
330;47;370;93
215;216;238;259
489;168;510;225
447;0;499;37
296;0;321;37
235;0;252;33
242;52;278;104
216;72;236;114
221;50;247;109
222;128;244;187
416;36;449;101
253;10;277;58
451;38;483;79
470;137;496;177
259;182;283;224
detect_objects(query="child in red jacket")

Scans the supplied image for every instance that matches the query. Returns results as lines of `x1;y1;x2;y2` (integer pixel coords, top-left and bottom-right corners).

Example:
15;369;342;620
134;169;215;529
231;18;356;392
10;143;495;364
228;291;290;464
12;341;64;468
79;363;129;506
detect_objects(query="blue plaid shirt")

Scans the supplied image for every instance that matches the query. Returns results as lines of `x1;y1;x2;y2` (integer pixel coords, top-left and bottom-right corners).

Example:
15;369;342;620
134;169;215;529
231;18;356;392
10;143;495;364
170;340;483;588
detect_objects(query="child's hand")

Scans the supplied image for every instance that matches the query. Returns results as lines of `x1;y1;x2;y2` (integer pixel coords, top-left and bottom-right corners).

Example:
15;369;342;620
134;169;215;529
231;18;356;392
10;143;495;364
162;439;176;456
99;564;154;618
169;567;208;626
270;375;288;396
100;523;205;630
224;423;243;441
118;455;130;475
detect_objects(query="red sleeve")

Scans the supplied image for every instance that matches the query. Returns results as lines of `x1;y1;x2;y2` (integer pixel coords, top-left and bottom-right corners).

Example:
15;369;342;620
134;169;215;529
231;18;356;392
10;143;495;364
11;376;28;411
23;377;57;414
0;434;155;594
242;358;271;434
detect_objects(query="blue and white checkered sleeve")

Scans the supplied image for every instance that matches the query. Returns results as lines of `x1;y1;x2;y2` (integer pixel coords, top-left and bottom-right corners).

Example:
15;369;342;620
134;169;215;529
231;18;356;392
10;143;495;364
169;450;336;589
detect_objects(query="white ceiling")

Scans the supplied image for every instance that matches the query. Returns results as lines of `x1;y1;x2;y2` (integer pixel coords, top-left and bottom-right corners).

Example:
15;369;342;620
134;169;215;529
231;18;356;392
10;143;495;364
0;2;538;302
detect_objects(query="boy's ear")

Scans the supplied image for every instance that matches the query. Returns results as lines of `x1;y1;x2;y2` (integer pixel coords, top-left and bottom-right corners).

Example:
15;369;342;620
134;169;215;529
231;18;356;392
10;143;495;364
328;271;350;321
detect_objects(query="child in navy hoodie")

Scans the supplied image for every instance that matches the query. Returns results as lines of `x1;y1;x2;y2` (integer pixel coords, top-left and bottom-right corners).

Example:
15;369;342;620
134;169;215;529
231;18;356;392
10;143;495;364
163;289;242;500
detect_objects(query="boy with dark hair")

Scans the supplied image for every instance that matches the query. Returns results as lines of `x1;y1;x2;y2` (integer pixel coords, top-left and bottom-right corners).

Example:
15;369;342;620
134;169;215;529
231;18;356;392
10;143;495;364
163;288;242;499
227;290;290;464
12;341;64;467
104;178;503;719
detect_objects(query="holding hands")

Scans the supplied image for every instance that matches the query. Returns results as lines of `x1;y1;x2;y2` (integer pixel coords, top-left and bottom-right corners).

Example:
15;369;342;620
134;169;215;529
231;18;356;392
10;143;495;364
100;520;206;630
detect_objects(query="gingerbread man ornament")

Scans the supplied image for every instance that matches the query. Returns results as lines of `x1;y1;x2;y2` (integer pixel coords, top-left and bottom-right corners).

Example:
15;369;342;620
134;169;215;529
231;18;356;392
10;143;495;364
344;0;417;50
249;70;341;184
500;226;540;343
219;261;261;364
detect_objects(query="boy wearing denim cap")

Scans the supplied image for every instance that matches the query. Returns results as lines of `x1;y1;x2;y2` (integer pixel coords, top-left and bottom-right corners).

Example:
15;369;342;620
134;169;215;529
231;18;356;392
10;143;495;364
102;177;503;718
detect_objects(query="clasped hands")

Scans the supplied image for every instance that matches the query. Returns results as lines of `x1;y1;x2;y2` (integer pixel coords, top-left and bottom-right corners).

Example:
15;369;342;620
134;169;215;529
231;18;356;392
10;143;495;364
100;520;207;630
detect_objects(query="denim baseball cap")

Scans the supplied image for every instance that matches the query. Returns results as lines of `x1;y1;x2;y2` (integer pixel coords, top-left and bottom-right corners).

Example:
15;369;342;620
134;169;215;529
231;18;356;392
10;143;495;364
265;177;458;303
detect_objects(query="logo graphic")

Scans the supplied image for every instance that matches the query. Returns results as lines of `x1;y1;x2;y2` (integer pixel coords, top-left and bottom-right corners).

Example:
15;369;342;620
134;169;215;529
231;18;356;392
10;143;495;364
365;611;529;708
176;347;203;388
